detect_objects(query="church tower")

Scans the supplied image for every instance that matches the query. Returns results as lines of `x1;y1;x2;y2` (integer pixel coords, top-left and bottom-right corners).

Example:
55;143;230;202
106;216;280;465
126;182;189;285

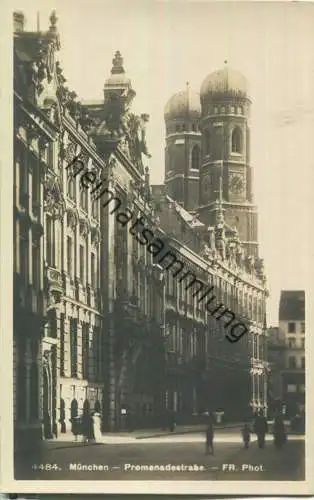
164;84;201;211
198;63;258;258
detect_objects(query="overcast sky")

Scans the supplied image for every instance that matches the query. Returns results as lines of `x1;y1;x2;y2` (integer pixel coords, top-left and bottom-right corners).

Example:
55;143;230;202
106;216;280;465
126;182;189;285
11;0;313;325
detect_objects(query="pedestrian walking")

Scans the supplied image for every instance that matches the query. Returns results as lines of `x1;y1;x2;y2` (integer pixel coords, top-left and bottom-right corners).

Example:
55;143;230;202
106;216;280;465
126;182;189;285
241;423;251;449
273;414;286;449
205;414;214;455
169;409;176;432
254;409;268;449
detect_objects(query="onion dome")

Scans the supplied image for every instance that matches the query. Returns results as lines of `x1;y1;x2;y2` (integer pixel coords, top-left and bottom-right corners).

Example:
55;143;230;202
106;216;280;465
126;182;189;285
164;84;201;120
200;63;248;100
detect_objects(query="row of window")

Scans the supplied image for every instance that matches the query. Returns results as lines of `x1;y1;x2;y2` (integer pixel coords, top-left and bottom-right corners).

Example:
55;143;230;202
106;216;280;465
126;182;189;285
170;106;245;134
287;355;305;369
287;337;305;349
16;140;100;220
287;321;305;333
165;269;264;323
203;126;243;155
286;383;305;393
166;323;201;358
56;314;102;381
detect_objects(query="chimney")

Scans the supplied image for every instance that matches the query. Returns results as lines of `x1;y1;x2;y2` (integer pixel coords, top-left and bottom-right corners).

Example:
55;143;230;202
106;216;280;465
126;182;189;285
13;11;25;32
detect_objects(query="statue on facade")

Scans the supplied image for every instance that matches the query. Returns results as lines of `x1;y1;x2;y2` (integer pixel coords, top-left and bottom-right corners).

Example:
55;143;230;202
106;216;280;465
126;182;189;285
126;113;151;174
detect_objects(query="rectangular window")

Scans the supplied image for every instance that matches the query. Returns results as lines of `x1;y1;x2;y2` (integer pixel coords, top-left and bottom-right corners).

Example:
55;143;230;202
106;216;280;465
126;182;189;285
301;356;305;369
67;236;73;276
31;155;40;210
80;244;85;282
299;384;305;393
32;241;40;289
288;337;296;348
91;253;96;288
301;338;305;349
70;318;77;377
300;322;305;333
82;323;89;380
20;233;28;285
19;148;28;208
287;384;297;393
60;313;65;376
46;216;54;266
288;322;296;333
288;356;296;369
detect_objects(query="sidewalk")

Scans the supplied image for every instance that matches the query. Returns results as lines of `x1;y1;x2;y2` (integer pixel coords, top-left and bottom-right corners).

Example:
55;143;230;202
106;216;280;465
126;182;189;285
51;421;245;444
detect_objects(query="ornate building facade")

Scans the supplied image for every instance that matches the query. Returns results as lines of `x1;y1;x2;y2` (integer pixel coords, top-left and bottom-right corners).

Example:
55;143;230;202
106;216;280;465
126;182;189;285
160;64;269;419
13;11;165;443
13;10;268;451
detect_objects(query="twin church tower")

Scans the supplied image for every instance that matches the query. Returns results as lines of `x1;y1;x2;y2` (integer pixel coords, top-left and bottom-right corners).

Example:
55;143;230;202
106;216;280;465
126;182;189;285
164;63;258;258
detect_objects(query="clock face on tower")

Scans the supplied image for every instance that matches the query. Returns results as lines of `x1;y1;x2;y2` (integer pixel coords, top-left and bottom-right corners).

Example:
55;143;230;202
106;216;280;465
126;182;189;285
229;173;245;195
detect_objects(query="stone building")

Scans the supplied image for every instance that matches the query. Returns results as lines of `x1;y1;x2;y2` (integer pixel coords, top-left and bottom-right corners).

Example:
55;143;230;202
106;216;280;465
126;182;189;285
279;290;305;418
159;63;269;419
13;9;269;449
13;11;165;441
266;326;286;416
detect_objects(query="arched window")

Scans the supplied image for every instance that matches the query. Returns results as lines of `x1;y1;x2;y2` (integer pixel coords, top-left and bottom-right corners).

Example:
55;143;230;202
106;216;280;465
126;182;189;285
204;130;211;155
231;127;242;153
191;145;200;170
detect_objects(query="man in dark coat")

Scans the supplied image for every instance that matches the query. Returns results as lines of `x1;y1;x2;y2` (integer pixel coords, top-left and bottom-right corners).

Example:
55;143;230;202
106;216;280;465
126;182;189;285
254;409;268;449
205;414;215;455
273;414;286;449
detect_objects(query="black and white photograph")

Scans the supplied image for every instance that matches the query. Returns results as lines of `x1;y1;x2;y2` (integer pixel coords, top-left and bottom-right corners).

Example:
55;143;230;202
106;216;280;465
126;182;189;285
0;0;312;495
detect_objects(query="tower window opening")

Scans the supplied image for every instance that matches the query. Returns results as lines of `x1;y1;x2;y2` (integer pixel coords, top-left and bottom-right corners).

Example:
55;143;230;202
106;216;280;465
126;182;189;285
221;106;226;114
182;124;186;131
214;107;218;114
175;124;180;132
204;130;211;155
191;145;200;170
192;123;196;132
231;127;242;154
231;105;236;113
238;106;243;115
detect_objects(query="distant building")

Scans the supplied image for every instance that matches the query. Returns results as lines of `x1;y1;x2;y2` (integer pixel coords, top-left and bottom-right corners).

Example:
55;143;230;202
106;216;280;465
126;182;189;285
279;290;305;417
266;326;286;416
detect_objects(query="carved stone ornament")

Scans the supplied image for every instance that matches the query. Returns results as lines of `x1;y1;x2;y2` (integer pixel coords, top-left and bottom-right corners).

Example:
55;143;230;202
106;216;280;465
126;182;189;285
46;289;63;312
24;121;39;144
38;135;50;156
44;173;65;219
64;141;77;165
79;217;91;237
67;206;79;230
91;226;101;246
